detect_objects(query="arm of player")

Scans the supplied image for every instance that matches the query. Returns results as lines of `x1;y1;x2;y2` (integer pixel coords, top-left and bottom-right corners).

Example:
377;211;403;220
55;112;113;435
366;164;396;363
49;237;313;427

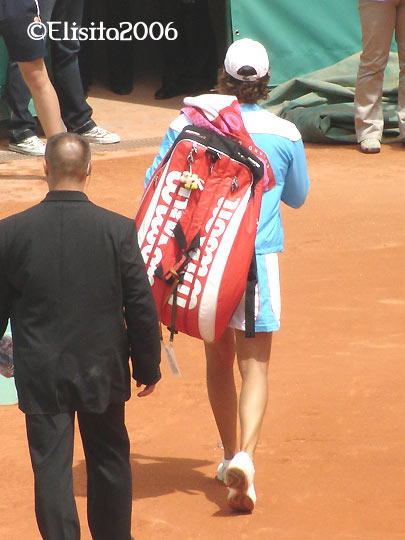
281;138;310;209
144;127;180;188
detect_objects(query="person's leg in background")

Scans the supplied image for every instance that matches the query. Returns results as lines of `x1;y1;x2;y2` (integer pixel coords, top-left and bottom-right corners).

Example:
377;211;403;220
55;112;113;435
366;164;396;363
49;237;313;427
5;0;61;155
25;412;80;540
49;0;120;143
48;0;94;134
153;0;185;99
105;0;135;95
181;0;217;93
354;0;397;153
78;0;94;95
17;59;61;139
154;0;217;99
5;62;40;154
396;0;405;141
77;403;132;540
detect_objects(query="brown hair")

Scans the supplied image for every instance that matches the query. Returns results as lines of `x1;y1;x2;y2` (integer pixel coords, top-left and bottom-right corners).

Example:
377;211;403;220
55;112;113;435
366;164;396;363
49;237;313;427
215;69;270;104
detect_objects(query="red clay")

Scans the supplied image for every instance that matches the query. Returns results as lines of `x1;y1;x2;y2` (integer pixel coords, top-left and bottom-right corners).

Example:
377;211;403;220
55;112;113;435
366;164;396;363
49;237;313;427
1;142;405;540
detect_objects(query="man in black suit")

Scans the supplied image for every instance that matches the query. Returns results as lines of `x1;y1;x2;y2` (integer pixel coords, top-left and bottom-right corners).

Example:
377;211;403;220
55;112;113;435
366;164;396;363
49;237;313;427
0;132;161;540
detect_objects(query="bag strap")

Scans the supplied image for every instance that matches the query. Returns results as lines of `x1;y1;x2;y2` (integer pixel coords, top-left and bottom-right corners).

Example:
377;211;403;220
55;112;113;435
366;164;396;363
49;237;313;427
244;251;257;338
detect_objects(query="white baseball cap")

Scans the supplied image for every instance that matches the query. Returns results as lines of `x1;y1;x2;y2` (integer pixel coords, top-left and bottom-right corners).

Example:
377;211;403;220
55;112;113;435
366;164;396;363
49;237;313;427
224;38;270;82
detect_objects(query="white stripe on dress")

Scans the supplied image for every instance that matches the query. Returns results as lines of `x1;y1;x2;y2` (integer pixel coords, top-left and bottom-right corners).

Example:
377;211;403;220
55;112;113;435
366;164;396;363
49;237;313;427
264;253;281;323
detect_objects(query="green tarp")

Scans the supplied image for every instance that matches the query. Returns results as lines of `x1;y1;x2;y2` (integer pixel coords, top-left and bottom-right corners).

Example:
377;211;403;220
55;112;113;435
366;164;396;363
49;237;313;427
228;1;400;143
229;0;397;87
263;52;400;144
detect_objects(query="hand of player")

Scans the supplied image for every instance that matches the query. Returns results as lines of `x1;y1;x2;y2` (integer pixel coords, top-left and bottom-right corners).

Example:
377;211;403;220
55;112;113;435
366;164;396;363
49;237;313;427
136;381;156;397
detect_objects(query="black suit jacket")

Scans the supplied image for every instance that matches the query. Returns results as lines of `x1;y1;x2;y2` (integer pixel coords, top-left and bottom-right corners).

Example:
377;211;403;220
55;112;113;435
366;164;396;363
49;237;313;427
0;191;161;414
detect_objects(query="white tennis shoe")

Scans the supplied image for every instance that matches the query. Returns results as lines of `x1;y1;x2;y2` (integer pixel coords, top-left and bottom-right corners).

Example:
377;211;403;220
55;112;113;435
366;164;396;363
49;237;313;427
216;457;232;485
360;138;380;154
225;451;256;512
228;484;256;513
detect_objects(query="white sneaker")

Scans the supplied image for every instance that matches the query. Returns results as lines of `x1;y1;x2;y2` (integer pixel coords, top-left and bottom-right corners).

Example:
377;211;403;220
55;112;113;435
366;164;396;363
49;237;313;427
360;138;381;154
81;126;120;144
9;135;46;156
216;457;232;485
228;483;256;513
225;451;256;512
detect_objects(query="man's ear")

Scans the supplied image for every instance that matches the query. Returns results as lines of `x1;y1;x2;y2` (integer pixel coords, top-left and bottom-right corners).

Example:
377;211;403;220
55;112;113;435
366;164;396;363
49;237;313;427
43;158;49;176
86;160;92;177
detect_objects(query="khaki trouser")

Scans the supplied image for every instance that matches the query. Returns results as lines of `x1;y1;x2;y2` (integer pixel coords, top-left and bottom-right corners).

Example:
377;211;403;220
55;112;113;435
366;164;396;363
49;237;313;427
354;0;405;141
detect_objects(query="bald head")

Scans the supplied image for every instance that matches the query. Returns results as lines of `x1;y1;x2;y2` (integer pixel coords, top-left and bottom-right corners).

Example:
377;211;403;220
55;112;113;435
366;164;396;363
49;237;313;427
45;133;91;189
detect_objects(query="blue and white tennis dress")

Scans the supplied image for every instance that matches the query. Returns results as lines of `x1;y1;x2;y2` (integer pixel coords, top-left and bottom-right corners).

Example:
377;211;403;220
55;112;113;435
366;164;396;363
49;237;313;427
145;101;310;333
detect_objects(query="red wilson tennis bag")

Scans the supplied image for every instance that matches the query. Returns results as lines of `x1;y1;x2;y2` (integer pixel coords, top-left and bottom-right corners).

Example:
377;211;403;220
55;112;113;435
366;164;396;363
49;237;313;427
135;125;264;343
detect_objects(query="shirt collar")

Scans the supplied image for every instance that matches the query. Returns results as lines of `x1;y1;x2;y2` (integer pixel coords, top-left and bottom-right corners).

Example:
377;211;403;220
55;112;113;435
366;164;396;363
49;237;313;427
240;103;262;112
42;191;90;202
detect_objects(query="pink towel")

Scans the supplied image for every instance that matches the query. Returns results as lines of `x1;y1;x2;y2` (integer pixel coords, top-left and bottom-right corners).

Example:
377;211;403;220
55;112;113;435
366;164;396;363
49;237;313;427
182;94;275;191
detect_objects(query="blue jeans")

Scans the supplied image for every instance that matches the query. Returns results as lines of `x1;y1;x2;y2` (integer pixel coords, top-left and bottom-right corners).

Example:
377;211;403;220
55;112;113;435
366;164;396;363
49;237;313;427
6;0;95;143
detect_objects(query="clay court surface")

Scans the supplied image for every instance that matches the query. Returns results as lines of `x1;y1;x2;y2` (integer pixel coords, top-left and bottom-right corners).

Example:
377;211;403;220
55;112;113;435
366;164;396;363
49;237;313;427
1;87;405;540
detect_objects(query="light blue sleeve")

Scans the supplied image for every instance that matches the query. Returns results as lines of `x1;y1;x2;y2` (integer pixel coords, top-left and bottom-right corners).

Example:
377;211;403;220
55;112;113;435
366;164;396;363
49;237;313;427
281;138;310;209
144;128;180;188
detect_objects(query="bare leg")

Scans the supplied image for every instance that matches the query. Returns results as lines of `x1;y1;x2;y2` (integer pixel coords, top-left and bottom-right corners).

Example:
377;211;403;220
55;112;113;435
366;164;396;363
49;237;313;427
235;330;272;460
204;327;238;460
18;59;62;138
